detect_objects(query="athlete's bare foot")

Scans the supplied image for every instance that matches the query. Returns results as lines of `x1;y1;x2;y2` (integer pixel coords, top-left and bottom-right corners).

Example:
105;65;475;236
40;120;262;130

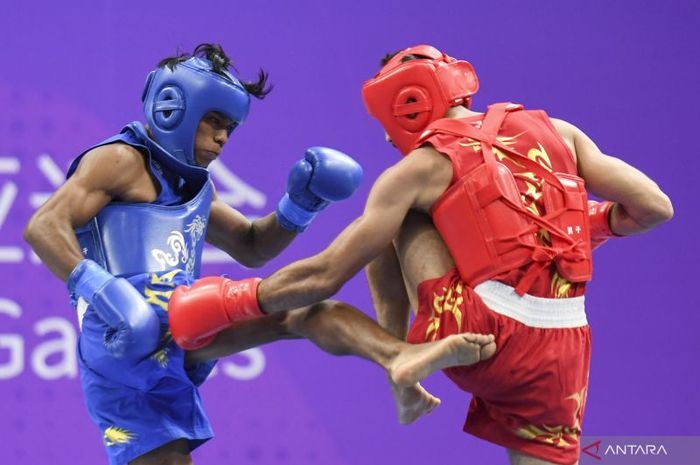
390;381;441;425
389;333;496;387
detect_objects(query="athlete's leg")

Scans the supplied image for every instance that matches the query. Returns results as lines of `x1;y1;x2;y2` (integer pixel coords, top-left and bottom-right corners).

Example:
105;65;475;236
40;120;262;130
185;312;299;364
186;300;439;424
398;213;581;463
182;221;493;426
394;211;496;358
365;243;441;424
189;299;493;386
129;439;192;465
394;211;458;307
389;211;497;422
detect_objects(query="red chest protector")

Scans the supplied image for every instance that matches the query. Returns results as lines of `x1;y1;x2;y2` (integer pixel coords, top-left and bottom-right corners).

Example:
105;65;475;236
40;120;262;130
428;103;592;295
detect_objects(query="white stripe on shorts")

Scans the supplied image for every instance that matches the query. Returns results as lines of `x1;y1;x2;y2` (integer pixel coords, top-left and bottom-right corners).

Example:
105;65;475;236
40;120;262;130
473;280;587;328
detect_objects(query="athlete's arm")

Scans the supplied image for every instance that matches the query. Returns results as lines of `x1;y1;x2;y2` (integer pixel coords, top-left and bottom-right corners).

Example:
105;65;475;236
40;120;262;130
206;146;362;268
551;119;673;235
206;194;296;268
168;147;447;348
365;245;411;340
257;147;451;314
25;144;161;358
23;144;152;279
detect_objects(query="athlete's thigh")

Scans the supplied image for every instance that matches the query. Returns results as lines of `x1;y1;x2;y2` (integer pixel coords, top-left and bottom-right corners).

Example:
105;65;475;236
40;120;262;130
394;210;455;306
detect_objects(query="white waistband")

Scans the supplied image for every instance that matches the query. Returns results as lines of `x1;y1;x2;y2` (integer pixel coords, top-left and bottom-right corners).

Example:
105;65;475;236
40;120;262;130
473;280;587;328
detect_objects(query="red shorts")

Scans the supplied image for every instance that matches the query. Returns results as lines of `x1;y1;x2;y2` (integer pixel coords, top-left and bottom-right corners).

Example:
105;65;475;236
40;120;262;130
407;269;591;465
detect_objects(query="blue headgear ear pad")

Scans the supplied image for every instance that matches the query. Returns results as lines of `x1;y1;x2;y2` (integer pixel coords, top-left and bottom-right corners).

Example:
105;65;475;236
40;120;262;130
153;87;185;129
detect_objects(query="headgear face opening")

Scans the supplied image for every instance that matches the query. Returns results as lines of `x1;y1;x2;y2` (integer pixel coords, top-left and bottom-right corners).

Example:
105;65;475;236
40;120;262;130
362;45;479;156
142;57;251;166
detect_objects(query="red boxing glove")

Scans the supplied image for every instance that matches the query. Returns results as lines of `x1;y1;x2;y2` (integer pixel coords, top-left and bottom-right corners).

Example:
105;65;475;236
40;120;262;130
169;276;263;350
588;200;618;250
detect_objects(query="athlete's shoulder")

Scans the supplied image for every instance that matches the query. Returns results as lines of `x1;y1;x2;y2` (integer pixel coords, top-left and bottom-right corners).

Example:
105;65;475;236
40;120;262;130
384;146;451;197
548;117;585;148
70;141;150;194
81;141;145;169
548;117;582;137
401;145;450;172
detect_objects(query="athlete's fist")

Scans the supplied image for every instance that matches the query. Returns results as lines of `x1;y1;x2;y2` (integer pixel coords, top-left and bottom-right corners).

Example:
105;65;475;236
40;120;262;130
68;259;160;358
277;147;363;231
169;276;263;350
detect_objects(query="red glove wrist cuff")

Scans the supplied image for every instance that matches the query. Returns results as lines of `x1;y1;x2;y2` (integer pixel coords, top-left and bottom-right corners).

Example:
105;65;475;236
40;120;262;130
223;277;264;321
589;200;624;250
589;200;615;239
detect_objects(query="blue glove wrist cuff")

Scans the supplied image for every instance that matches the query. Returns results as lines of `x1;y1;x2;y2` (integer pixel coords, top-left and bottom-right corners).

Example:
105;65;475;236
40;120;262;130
276;194;318;232
67;259;113;304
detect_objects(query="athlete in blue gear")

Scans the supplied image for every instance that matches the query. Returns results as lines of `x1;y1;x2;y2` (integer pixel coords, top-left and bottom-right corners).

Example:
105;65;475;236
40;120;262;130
25;43;496;465
23;43;366;465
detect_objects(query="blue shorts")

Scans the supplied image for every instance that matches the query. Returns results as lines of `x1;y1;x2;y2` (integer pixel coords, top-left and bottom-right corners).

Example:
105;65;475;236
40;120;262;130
76;269;217;465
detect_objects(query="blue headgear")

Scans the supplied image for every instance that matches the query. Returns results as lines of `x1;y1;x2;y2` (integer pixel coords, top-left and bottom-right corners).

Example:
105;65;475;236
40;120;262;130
142;56;250;166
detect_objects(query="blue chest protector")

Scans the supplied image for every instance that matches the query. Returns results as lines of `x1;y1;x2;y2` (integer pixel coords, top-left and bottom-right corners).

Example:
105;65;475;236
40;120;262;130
68;122;213;278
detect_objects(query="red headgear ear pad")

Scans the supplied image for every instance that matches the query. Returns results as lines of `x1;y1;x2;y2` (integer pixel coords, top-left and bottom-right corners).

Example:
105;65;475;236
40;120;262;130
393;86;433;131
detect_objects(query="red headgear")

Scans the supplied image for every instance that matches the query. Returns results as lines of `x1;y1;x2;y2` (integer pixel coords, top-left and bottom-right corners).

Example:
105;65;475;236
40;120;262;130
362;45;479;156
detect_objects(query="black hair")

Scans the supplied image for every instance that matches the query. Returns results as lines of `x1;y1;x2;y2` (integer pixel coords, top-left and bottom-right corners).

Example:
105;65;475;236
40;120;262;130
158;43;272;99
380;51;430;67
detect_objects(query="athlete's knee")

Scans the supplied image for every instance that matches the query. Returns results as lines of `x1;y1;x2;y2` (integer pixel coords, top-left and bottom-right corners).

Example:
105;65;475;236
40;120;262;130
263;311;297;339
283;300;340;334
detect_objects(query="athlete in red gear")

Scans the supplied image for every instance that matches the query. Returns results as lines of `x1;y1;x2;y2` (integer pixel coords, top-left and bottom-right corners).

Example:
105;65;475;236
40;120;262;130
170;45;673;464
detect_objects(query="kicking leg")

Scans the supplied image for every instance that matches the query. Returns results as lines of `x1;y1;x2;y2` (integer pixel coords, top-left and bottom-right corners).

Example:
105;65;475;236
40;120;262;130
186;298;492;387
186;298;492;386
284;300;494;380
282;297;494;427
185;312;299;365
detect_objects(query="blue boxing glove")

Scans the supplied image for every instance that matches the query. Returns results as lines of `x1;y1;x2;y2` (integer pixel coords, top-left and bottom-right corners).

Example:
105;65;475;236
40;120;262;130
277;146;363;231
68;259;160;359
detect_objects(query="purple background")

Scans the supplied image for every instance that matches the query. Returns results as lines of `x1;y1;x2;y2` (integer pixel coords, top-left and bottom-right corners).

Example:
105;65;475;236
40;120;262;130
1;1;698;464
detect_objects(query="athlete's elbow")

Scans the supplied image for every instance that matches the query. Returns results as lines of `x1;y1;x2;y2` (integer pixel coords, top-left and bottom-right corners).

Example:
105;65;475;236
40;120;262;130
249;244;288;268
23;212;46;249
236;254;268;269
229;243;276;268
634;192;674;229
655;193;674;224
